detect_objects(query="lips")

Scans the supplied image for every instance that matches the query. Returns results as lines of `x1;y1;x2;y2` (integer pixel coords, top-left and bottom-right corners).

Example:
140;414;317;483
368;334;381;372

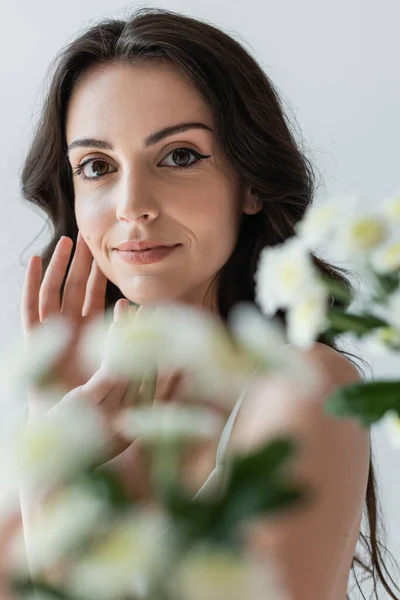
114;241;179;252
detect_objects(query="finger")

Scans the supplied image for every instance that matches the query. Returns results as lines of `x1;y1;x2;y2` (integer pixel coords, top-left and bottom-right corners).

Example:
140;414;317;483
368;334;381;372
20;255;42;337
39;236;73;321
113;298;130;322
61;232;94;318
138;367;158;407
78;365;128;406
82;258;109;318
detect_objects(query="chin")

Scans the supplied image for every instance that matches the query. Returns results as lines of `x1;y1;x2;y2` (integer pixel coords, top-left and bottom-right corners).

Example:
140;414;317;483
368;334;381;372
119;281;187;308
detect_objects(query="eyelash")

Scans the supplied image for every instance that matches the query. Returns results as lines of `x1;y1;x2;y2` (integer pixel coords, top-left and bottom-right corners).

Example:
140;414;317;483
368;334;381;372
72;148;211;183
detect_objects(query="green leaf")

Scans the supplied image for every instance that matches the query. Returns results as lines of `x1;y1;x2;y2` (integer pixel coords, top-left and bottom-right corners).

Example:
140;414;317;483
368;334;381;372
318;275;354;306
326;308;388;336
213;437;310;539
324;379;400;426
369;270;400;303
164;437;309;548
82;466;132;510
11;577;74;599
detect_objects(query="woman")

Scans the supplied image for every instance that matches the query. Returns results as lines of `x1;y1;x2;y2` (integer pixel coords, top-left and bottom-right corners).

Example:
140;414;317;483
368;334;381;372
17;6;399;600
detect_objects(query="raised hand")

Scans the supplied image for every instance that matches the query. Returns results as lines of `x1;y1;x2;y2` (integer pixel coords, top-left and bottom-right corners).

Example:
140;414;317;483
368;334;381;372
20;232;109;413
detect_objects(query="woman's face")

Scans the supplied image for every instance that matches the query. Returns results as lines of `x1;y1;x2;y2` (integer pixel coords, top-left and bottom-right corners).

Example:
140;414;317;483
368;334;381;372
66;62;259;309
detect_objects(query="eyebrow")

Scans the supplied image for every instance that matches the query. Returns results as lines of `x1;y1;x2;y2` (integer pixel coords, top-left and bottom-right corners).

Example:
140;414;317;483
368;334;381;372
65;121;213;156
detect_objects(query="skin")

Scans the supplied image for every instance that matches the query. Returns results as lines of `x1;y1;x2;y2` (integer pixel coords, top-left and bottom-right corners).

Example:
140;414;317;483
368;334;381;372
65;61;261;309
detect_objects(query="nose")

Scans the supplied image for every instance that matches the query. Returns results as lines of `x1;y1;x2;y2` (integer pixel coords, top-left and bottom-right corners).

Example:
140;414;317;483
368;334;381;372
115;170;160;223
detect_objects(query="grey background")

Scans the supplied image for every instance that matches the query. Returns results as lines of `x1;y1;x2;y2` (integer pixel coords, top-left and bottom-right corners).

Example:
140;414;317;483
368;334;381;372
1;0;399;596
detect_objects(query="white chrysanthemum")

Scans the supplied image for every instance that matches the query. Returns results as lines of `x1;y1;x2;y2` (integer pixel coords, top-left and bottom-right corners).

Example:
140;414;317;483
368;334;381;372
370;240;400;274
361;326;400;355
380;410;400;450
255;237;319;316
295;196;355;250
383;192;400;221
387;288;400;329
82;302;266;404
67;511;168;600
228;302;321;391
9;485;108;574
286;284;330;348
114;403;223;446
80;306;165;379
0;315;74;394
172;546;290;600
4;397;109;490
337;213;388;261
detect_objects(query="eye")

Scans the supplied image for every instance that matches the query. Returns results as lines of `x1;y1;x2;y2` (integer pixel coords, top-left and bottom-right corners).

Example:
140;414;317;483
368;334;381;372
159;148;211;171
72;158;117;182
71;148;211;183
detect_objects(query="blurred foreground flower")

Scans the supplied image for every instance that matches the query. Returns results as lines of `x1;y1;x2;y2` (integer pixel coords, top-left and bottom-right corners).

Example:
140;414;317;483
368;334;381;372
0;315;74;396
114;403;223;447
2;395;109;493
381;410;400;450
9;485;108;574
171;545;290;600
67;510;168;600
81;301;320;405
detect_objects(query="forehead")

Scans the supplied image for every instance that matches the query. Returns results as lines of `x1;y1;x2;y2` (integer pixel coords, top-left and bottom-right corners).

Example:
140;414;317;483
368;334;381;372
65;62;214;144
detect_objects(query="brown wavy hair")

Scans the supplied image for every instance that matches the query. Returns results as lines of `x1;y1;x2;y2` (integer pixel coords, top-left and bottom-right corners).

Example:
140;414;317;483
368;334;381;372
19;7;399;599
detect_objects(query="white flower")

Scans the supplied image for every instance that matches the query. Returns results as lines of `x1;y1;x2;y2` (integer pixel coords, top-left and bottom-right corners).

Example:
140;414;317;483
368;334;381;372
82;302;267;405
3;396;109;491
387;288;400;329
172;546;290;600
361;326;400;354
114;403;223;446
67;510;168;600
80;306;164;380
255;237;320;316
295;195;357;250
370;240;400;274
337;212;388;262
380;410;400;450
0;315;74;395
228;302;321;390
9;485;108;574
286;284;330;348
383;192;400;221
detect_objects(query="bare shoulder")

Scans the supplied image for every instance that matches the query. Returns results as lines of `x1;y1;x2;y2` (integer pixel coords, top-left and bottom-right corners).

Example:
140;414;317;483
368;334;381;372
229;343;371;600
231;341;368;449
303;341;362;388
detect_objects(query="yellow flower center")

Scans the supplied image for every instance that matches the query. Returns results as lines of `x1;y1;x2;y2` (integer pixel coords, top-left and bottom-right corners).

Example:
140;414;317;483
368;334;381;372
382;242;400;270
350;218;386;249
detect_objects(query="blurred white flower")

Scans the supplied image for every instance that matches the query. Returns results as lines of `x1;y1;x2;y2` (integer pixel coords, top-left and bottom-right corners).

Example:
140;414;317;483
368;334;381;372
286;284;330;349
380;410;400;450
2;396;109;491
114;403;223;446
80;305;164;380
0;315;74;395
383;192;400;221
173;546;290;600
388;288;400;329
81;302;270;405
361;326;400;354
295;195;358;250
228;302;321;390
255;237;320;316
67;510;168;600
370;240;400;274
337;212;388;262
9;485;108;574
